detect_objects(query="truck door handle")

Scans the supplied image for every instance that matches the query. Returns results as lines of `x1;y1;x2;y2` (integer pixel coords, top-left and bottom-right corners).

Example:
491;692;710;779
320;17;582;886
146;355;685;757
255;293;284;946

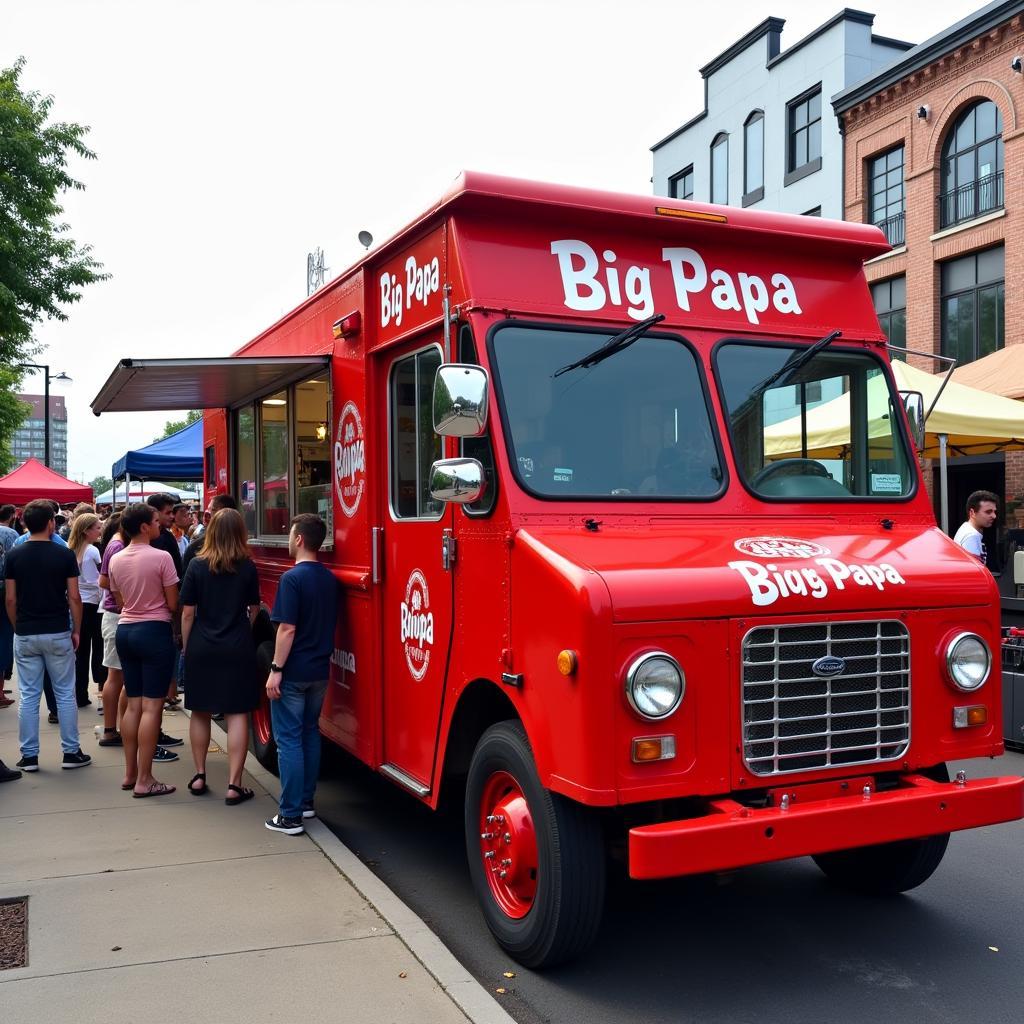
372;527;383;584
442;529;457;572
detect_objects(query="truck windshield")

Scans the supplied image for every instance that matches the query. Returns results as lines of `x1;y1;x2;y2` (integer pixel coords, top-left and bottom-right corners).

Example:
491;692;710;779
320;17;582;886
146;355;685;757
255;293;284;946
714;341;915;500
490;324;723;499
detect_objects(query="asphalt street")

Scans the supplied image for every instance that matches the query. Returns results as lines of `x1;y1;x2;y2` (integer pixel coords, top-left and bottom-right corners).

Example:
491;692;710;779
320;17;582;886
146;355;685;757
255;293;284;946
313;748;1024;1024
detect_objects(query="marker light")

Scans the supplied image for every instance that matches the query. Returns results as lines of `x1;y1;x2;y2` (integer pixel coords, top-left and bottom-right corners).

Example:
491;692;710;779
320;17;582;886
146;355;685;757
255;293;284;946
625;652;684;720
556;650;578;676
654;206;728;223
945;633;991;691
332;311;362;339
953;705;988;728
632;735;677;763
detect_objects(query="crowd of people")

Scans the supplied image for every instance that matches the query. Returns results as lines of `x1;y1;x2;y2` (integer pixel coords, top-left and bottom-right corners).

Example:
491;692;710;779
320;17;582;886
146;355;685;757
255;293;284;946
1;493;338;836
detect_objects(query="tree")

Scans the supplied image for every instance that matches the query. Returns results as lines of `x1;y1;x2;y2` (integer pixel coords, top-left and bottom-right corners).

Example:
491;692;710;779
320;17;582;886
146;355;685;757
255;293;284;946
0;367;30;474
0;58;108;469
155;409;201;443
88;474;112;496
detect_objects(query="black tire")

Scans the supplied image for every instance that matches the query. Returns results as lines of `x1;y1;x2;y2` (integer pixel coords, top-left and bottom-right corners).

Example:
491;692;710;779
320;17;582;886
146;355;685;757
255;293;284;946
250;640;278;774
812;765;950;895
464;721;605;968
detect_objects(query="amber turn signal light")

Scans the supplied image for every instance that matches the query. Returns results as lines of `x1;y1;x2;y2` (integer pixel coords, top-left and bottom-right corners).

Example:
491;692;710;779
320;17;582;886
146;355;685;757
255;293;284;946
332;311;361;339
654;206;728;223
953;705;987;728
556;650;578;676
631;736;676;763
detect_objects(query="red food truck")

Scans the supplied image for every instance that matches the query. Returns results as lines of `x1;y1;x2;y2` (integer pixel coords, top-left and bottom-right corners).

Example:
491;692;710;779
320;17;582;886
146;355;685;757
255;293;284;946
93;173;1024;967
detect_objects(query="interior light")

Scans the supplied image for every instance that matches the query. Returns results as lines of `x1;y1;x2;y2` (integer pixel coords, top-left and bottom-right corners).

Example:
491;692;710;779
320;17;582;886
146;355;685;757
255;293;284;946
262;398;286;406
315;422;328;441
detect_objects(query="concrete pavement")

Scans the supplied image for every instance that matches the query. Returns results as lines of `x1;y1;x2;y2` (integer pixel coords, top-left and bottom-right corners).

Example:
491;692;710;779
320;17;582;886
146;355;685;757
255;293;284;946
0;682;512;1024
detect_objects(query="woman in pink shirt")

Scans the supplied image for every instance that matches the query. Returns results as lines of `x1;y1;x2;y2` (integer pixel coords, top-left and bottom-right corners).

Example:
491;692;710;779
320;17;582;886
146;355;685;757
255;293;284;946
107;504;179;798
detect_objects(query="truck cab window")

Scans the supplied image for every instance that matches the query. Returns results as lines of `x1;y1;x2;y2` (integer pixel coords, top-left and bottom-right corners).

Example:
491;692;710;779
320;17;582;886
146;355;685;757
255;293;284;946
490;324;723;500
459;325;497;515
391;346;444;519
296;375;332;526
715;341;914;500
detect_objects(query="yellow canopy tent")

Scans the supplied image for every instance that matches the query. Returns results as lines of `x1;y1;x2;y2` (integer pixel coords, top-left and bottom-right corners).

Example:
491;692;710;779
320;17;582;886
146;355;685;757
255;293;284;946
762;359;1024;530
950;345;1024;400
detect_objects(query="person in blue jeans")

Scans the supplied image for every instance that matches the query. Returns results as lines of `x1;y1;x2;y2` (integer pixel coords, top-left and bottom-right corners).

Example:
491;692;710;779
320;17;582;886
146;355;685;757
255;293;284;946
265;513;338;835
4;499;91;771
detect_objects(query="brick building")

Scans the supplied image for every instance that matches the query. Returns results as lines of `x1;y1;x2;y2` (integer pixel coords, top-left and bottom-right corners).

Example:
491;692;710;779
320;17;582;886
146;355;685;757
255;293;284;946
833;0;1024;530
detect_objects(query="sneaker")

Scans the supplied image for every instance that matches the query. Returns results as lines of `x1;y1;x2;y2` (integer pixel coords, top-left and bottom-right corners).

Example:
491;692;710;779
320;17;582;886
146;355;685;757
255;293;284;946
265;814;304;836
62;750;93;769
97;704;104;715
47;712;59;724
301;805;316;819
157;731;183;747
0;762;21;783
153;746;179;763
16;755;39;773
97;730;123;747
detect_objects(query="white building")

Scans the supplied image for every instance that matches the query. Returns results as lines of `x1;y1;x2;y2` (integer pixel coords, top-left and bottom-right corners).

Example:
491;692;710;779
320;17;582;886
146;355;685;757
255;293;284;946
651;11;913;218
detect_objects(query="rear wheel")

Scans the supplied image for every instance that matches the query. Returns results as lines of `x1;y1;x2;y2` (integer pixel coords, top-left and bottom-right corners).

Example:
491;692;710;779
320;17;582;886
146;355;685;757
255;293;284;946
812;765;950;895
465;721;605;968
250;640;278;774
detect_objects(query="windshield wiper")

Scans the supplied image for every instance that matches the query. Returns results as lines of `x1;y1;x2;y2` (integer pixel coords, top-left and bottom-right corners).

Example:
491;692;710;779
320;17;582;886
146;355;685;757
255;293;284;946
553;313;665;378
751;329;842;396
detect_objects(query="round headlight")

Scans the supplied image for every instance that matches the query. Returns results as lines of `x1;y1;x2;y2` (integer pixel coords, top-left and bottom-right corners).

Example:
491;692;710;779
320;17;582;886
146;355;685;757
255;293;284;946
946;632;991;691
626;653;684;720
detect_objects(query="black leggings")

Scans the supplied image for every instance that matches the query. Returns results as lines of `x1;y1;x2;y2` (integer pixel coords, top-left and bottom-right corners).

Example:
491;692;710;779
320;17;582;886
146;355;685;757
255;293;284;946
75;602;108;703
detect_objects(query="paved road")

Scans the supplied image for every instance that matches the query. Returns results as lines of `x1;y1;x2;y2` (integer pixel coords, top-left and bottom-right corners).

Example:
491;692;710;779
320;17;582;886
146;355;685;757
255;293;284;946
313;748;1024;1024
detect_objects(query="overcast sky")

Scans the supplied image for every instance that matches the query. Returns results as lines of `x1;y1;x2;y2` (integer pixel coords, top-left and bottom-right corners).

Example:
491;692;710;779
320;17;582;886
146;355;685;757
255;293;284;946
4;0;975;482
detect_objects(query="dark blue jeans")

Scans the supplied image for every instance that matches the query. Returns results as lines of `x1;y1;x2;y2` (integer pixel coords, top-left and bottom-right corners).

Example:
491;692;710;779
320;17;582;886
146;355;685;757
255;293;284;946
270;677;328;819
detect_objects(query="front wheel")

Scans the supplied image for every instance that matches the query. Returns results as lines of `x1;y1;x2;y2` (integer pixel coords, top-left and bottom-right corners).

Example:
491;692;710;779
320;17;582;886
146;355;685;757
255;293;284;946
250;640;278;774
812;765;950;895
464;721;606;968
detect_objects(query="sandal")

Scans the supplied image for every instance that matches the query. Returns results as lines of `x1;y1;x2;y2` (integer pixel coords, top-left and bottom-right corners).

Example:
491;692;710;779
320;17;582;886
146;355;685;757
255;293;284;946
225;783;254;806
133;781;176;799
98;729;123;747
163;697;181;710
121;780;137;791
188;772;209;796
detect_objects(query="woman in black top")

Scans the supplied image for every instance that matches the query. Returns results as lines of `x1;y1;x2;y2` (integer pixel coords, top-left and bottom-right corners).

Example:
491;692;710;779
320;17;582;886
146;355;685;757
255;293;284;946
180;509;260;804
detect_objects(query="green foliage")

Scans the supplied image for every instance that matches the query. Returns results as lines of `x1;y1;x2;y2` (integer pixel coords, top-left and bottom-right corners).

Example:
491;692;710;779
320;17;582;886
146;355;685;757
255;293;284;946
88;474;112;496
0;57;109;367
0;367;31;475
155;409;202;443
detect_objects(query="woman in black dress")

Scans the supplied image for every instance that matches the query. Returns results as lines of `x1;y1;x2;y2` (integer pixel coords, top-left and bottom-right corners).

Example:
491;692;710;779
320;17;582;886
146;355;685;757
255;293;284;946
180;508;260;804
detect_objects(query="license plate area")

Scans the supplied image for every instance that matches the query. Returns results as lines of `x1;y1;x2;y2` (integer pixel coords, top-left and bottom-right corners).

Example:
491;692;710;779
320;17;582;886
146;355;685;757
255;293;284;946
767;774;876;807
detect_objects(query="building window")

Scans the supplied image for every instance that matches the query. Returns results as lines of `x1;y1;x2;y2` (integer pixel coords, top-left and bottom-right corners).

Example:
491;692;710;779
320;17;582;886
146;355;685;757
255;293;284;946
669;166;693;200
391;346;443;519
940;247;1004;365
939;100;1003;229
710;133;728;205
868;146;905;246
871;277;906;350
743;111;764;204
785;86;822;184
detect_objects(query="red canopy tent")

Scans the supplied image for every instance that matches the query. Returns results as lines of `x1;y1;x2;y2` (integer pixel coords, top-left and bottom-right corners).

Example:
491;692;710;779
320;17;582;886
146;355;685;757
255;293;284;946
0;458;93;506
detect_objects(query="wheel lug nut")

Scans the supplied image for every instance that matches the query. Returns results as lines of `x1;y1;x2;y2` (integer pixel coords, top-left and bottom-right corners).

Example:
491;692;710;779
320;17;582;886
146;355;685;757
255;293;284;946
499;870;508;878
501;858;512;866
504;833;511;843
484;851;495;859
481;832;495;840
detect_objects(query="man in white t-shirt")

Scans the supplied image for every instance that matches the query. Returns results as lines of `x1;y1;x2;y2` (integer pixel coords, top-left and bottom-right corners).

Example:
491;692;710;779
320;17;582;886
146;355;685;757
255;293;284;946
953;489;999;566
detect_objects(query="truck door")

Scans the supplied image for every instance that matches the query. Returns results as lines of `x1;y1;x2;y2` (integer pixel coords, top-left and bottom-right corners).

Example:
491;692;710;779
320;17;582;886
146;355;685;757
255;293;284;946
379;340;454;794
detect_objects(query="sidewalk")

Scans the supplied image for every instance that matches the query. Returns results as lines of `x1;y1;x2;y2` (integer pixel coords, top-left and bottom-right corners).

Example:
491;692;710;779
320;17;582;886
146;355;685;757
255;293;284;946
0;684;513;1024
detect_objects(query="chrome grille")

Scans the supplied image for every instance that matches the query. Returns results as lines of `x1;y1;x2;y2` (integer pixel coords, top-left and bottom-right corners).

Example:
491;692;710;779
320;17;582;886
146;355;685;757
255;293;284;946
742;620;910;776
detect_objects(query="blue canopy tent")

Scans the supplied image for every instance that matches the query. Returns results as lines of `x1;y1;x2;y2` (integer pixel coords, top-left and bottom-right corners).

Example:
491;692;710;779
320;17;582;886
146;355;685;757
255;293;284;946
112;418;204;482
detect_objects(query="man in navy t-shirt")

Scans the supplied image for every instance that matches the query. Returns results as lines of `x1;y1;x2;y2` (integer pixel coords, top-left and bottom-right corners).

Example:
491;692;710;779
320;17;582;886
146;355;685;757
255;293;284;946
265;514;338;835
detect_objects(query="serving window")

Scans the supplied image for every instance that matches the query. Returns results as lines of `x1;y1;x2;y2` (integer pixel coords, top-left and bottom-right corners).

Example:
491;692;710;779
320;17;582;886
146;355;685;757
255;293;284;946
233;373;332;540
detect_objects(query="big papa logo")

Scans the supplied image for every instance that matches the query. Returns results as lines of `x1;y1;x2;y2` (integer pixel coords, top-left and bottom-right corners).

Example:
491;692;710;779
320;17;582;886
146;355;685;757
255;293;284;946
334;401;366;518
380;254;440;328
734;537;831;559
728;557;907;607
550;239;803;325
400;569;434;681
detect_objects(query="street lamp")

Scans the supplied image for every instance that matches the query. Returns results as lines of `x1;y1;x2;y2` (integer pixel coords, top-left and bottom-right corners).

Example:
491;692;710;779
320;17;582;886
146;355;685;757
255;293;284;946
15;363;72;469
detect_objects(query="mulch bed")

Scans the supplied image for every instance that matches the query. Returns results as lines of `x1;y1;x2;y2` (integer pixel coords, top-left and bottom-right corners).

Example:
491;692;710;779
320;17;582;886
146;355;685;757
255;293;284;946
0;898;28;970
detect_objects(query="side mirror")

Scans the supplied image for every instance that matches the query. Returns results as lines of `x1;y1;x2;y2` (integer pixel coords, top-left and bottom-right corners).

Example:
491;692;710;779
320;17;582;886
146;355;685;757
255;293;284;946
429;457;485;504
900;390;925;450
433;364;489;437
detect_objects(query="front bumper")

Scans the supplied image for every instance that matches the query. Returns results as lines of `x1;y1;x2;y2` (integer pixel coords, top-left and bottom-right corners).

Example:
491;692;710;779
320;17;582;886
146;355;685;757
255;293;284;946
628;772;1024;880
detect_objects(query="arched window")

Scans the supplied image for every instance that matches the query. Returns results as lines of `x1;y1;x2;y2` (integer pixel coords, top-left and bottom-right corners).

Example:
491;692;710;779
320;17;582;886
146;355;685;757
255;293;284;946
710;133;729;205
743;111;764;203
939;100;1003;228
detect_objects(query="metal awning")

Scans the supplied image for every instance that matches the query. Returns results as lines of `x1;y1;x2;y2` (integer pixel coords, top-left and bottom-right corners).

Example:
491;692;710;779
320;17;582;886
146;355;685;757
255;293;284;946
91;356;331;415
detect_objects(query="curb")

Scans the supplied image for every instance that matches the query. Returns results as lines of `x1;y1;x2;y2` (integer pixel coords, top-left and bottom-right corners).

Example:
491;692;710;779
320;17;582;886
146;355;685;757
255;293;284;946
187;708;517;1024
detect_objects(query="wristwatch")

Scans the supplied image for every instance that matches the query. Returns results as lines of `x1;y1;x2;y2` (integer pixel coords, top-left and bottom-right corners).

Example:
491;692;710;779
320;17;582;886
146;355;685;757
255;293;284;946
270;662;285;674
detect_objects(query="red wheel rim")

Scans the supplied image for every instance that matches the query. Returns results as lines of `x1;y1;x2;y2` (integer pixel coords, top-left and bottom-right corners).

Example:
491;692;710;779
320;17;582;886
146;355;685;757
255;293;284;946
478;770;538;919
253;692;272;747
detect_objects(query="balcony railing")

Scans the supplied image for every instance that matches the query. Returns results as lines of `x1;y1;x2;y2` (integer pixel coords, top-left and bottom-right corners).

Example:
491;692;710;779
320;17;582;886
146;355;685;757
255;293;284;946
873;211;905;247
938;171;1004;229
